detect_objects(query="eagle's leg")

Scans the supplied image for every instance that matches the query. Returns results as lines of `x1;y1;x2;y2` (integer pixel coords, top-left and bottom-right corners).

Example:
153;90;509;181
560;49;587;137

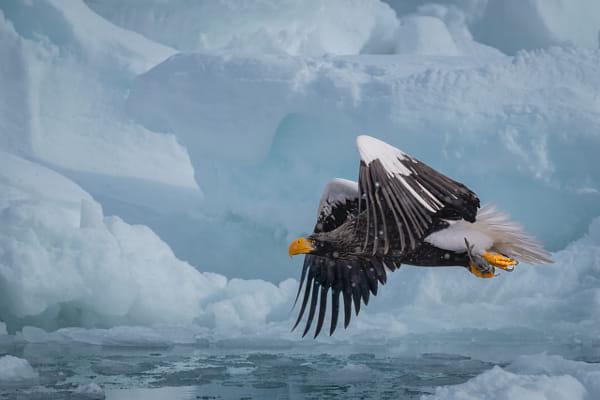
483;253;517;271
464;238;495;278
468;263;494;278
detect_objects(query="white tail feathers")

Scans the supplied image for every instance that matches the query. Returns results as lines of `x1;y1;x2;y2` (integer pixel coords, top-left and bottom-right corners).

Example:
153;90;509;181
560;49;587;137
474;204;554;265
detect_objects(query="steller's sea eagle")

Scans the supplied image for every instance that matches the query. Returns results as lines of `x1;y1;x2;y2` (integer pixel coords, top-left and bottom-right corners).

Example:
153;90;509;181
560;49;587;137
289;135;553;338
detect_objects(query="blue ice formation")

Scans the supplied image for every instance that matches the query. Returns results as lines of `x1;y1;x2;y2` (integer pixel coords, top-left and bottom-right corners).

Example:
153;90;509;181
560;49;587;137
0;0;599;344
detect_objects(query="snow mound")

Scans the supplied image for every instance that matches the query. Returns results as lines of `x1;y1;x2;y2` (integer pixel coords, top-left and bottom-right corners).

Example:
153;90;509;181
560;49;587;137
426;354;600;400
0;153;293;332
0;355;38;383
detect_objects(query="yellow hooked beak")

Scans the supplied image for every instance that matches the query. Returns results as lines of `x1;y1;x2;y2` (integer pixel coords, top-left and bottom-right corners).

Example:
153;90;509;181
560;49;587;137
288;238;315;258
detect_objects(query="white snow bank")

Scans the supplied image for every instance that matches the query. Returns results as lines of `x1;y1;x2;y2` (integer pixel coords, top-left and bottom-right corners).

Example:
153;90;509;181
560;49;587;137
127;45;600;280
0;355;38;383
426;354;600;400
0;153;293;332
84;0;399;56
0;1;196;188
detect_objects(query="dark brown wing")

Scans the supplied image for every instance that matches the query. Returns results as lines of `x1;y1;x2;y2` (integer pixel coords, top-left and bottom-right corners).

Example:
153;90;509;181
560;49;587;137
292;178;399;337
356;135;480;256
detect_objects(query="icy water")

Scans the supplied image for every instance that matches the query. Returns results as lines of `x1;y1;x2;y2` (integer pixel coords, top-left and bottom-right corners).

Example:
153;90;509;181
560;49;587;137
1;331;598;400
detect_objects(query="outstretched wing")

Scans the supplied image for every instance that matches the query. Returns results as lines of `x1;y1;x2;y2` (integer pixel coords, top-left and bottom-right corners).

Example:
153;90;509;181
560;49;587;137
356;135;480;256
293;178;398;337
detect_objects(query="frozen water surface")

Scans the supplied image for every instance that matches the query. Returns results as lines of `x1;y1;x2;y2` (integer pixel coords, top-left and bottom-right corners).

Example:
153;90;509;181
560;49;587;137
2;335;599;400
1;0;600;399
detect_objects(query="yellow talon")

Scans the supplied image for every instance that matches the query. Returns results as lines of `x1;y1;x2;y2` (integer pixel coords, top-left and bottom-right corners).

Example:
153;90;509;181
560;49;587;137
483;252;517;270
469;261;495;278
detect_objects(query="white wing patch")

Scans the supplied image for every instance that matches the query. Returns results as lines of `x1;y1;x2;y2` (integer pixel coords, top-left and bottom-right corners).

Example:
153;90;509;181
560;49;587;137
356;135;411;176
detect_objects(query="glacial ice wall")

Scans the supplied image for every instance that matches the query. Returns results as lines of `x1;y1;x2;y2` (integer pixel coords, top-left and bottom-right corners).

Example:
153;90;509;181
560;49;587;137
0;0;599;338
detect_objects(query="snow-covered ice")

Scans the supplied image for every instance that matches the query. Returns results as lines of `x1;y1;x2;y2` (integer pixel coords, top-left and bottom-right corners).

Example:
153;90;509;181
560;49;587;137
1;0;599;398
0;152;294;332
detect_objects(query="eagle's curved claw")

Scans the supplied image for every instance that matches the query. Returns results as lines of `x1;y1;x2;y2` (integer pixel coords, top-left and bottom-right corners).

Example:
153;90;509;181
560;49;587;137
483;252;517;272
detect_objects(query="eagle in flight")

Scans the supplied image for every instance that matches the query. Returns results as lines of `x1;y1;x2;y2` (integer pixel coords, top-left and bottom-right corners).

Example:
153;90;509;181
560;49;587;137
289;135;553;338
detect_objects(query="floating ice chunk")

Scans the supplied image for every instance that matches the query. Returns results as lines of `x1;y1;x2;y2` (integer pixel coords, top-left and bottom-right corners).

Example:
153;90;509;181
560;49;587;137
426;365;585;400
74;382;105;399
426;354;600;400
0;355;38;383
